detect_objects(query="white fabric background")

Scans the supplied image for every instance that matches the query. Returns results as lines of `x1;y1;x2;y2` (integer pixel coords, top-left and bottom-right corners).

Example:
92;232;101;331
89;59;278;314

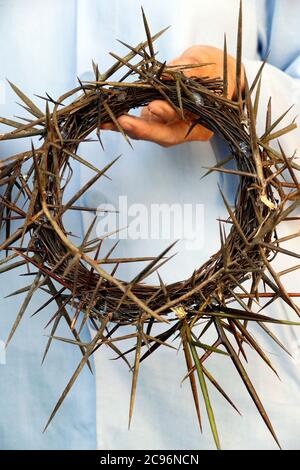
0;0;97;450
0;0;299;450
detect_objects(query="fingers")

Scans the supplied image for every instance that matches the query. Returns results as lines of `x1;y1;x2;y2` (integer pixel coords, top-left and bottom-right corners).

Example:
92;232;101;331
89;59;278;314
100;50;217;146
117;115;177;146
101;122;116;130
100;45;237;146
140;104;165;123
101;99;177;132
147;100;178;123
115;114;213;147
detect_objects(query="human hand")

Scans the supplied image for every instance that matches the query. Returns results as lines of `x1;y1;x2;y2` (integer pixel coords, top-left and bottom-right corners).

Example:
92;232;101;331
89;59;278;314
102;45;243;147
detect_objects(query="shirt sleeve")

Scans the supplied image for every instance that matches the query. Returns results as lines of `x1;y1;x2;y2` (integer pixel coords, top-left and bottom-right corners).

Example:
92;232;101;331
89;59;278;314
243;0;300;157
262;0;300;81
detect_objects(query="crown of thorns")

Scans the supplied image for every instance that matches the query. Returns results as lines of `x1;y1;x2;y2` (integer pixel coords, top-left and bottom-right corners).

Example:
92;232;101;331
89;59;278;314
0;4;299;449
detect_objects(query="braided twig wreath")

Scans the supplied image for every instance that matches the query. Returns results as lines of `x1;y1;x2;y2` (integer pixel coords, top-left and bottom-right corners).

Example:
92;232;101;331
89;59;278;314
0;4;299;448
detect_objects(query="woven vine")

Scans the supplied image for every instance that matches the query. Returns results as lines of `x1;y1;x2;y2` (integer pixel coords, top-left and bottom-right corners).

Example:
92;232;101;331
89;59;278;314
0;5;299;448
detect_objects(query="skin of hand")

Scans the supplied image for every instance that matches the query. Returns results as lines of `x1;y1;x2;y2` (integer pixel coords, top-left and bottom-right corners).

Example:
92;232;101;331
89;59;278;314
102;45;243;147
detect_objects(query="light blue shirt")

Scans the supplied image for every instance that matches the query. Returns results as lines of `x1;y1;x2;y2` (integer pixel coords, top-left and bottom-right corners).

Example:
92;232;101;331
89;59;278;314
0;0;300;450
0;0;96;450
